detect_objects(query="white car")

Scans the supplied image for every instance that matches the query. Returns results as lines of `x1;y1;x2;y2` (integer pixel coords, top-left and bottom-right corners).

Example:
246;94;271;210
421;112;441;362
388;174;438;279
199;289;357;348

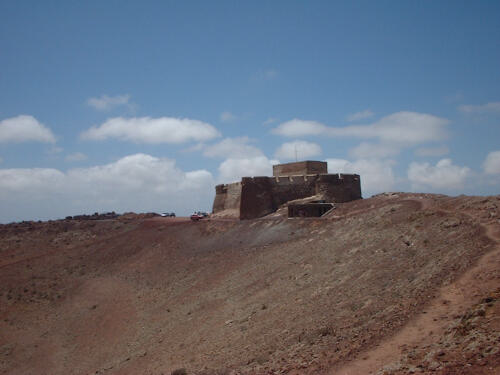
160;212;176;217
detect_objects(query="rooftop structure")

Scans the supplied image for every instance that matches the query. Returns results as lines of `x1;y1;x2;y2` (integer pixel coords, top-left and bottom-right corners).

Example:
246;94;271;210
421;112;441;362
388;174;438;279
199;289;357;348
272;160;327;177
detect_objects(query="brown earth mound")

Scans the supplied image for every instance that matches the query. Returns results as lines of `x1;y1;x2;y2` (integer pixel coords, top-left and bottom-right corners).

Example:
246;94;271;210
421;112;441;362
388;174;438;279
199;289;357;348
0;193;499;374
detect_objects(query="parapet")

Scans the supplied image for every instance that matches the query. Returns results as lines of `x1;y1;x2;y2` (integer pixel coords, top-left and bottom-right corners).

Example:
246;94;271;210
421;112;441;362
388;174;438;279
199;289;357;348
316;173;360;184
273;161;327;177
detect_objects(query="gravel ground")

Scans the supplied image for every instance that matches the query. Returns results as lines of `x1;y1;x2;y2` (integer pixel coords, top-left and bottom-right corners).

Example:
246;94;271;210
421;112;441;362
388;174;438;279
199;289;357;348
0;193;498;375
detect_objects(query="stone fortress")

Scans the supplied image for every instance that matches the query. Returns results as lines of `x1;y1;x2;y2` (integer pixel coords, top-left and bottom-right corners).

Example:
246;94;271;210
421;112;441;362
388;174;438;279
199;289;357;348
212;161;362;219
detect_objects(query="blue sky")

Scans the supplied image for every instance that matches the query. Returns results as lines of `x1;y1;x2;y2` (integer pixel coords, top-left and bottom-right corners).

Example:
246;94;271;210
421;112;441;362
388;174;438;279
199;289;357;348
1;1;499;222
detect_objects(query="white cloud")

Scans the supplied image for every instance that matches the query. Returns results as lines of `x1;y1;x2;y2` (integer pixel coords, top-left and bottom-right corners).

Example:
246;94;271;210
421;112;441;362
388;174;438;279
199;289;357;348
407;158;471;191
273;112;449;145
183;142;206;153
458;101;500;114
272;119;327;137
204;137;263;159
349;142;400;159
218;156;279;183
483;151;500;175
414;145;450;157
0;168;66;193
81;116;220;144
326;158;396;197
263;117;278;125
65;152;88;162
0;115;56;143
87;94;131;111
346;109;374;122
0;154;214;222
274;140;322;160
220;111;237;123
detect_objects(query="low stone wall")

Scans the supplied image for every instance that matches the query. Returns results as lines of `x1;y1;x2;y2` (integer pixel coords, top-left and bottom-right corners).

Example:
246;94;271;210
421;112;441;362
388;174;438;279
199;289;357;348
288;203;334;217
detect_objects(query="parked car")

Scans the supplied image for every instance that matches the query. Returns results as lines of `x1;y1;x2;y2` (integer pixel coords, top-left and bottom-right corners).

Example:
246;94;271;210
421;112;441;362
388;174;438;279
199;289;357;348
160;212;176;217
190;213;204;221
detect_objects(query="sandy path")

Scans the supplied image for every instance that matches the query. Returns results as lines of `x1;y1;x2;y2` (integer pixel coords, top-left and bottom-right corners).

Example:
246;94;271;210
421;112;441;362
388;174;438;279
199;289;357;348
333;203;500;375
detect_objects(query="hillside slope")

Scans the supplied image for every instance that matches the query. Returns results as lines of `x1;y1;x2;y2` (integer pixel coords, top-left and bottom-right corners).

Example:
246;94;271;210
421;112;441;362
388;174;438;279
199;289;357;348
0;193;499;374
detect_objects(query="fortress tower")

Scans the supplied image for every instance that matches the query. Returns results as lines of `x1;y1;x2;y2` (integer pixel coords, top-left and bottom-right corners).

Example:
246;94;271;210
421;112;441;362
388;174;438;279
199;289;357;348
212;161;361;219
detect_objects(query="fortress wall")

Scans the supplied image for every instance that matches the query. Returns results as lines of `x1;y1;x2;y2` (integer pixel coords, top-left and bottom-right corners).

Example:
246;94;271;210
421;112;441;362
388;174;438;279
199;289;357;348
226;182;242;210
240;177;274;219
239;175;319;219
212;182;242;213
315;174;362;202
212;185;226;213
269;175;318;208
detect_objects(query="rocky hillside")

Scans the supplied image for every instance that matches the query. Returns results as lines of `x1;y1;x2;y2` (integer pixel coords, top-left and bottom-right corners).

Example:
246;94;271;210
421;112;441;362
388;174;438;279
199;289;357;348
0;193;499;374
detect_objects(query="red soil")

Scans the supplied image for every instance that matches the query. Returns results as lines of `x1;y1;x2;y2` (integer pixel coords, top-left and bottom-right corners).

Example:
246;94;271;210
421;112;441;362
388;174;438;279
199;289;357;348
0;193;499;375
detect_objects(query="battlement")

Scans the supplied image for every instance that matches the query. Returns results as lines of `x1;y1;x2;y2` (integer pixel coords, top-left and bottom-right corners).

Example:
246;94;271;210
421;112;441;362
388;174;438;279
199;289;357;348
317;173;360;183
239;173;360;186
213;161;362;219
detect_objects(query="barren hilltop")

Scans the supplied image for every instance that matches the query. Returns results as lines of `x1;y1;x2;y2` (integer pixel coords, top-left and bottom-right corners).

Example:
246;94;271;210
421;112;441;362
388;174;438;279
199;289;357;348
1;193;499;374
